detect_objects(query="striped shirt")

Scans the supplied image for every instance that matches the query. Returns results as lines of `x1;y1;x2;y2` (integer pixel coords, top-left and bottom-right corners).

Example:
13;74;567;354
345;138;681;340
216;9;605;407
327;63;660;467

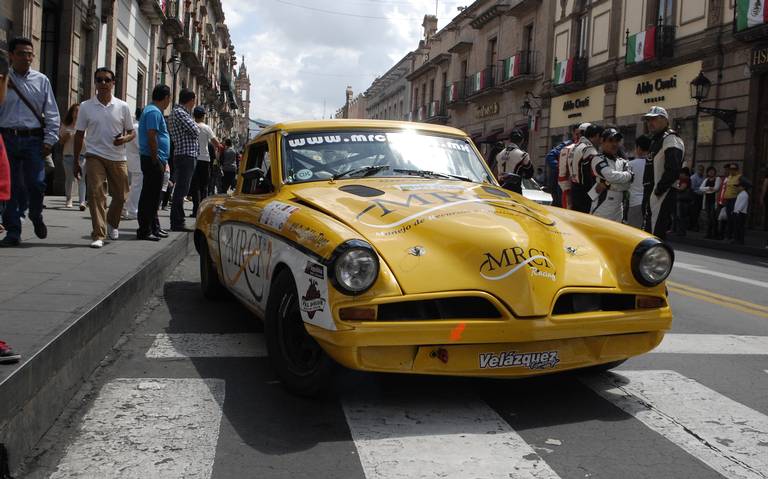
168;104;199;157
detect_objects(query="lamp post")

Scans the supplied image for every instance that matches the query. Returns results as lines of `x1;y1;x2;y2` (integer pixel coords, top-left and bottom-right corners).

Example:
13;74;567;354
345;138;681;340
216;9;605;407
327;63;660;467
689;71;737;169
167;53;183;106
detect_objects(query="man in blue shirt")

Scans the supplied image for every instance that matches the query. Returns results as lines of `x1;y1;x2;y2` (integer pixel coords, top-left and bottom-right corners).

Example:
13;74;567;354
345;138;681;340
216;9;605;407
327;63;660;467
137;84;172;241
0;37;61;247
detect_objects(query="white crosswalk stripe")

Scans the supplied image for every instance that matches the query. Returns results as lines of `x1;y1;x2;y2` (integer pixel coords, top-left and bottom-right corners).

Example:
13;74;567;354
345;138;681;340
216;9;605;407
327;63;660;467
652;334;768;355
145;333;267;358
343;394;561;479
583;370;768;479
49;378;225;479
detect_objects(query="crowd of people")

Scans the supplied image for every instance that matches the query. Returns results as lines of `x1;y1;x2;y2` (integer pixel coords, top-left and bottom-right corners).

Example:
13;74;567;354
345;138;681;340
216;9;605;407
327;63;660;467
0;37;241;363
529;106;754;244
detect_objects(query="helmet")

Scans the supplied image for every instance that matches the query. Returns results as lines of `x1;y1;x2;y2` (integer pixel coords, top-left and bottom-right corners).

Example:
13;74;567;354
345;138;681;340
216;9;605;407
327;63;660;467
509;128;525;144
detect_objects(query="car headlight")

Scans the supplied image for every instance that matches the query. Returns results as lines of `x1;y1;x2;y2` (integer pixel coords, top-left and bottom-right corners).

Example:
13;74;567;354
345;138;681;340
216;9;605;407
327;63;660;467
631;239;674;286
330;240;379;294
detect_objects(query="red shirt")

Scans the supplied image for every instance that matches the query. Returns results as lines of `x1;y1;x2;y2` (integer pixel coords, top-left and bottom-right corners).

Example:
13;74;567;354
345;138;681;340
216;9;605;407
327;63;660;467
0;135;10;201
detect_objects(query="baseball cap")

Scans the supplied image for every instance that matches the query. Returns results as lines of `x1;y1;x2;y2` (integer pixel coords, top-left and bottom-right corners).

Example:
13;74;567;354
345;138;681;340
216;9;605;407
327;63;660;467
601;127;623;141
643;106;669;119
577;122;591;132
193;106;206;117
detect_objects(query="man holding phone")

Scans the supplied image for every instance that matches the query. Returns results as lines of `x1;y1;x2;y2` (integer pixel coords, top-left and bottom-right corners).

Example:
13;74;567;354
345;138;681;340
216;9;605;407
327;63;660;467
73;67;134;248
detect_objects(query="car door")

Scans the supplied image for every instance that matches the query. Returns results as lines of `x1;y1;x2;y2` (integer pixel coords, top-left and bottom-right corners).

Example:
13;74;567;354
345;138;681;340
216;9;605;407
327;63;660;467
214;134;279;314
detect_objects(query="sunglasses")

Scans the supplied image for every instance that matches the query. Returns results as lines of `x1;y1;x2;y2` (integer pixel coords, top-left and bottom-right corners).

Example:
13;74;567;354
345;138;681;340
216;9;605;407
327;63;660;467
95;77;113;84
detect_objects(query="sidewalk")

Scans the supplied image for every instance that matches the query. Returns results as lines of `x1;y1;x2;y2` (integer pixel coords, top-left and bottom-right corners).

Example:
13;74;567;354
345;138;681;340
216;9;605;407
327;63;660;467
0;196;195;473
666;226;768;257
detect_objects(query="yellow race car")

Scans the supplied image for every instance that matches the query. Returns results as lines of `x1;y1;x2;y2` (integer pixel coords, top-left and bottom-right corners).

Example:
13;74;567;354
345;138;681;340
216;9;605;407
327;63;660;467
195;120;673;395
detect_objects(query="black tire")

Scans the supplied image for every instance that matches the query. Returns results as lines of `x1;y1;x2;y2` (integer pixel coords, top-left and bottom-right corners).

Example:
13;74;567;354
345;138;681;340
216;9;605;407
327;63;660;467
199;240;227;300
265;269;334;396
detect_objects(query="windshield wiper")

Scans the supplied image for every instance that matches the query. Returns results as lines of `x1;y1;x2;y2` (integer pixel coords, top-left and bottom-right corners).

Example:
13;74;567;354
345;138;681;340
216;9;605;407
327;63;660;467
392;168;472;182
332;165;390;180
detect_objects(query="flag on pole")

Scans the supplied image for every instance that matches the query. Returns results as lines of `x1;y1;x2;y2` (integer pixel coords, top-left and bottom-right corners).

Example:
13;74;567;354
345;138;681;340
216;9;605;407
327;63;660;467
554;59;573;85
470;71;486;92
626;27;656;64
503;55;521;81
737;0;768;31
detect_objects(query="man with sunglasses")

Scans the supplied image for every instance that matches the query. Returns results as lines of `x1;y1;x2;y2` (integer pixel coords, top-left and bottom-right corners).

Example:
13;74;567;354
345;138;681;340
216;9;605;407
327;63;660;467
72;67;135;248
0;37;60;247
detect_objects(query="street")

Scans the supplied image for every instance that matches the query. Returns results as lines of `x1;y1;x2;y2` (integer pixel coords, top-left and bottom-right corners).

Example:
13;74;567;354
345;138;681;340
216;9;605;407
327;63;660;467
19;244;768;479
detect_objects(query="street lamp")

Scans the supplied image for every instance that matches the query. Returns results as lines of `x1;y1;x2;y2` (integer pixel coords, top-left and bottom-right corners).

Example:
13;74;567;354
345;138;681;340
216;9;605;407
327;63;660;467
167;53;183;105
689;71;736;168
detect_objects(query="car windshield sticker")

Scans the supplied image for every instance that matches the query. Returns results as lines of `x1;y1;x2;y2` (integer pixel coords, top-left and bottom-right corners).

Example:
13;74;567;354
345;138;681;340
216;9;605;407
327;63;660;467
480;248;556;282
285;133;472;152
479;350;560;370
295;169;313;181
396;183;467;192
260;201;299;231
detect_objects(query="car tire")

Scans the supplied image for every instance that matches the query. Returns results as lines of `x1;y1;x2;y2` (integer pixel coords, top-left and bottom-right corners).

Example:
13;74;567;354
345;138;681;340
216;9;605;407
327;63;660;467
199;240;227;300
265;269;334;397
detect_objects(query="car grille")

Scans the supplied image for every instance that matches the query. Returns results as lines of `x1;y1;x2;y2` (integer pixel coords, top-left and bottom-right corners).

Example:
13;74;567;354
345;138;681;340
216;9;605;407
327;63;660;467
552;293;637;315
378;297;502;321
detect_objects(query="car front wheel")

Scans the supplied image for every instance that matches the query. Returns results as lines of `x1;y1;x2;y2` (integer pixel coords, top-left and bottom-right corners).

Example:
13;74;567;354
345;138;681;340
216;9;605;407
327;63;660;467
265;270;333;396
199;239;226;300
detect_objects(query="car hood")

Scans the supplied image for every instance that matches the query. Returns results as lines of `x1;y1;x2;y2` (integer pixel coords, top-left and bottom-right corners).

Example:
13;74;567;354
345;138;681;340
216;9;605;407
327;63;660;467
291;179;618;317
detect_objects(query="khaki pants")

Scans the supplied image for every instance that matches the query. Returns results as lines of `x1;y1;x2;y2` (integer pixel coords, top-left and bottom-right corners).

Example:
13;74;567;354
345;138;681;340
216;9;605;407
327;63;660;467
86;155;128;240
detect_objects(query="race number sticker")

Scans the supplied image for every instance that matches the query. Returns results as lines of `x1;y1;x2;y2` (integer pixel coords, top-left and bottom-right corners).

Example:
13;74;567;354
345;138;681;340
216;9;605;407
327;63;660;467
259;201;299;231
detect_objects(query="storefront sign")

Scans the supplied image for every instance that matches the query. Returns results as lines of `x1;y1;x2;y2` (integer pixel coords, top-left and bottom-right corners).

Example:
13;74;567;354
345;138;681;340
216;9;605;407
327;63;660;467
476;103;500;119
550;85;605;128
616;61;701;117
751;45;768;72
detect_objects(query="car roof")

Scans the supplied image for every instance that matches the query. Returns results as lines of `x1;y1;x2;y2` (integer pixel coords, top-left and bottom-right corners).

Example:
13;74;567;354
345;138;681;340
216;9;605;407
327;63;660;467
253;120;470;140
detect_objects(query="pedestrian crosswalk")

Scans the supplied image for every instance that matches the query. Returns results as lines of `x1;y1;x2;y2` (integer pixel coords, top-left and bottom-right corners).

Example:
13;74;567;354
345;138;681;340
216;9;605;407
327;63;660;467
48;332;768;479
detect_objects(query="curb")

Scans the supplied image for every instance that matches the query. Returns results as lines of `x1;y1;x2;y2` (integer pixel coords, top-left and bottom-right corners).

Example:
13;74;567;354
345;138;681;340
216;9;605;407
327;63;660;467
0;232;194;475
667;235;768;257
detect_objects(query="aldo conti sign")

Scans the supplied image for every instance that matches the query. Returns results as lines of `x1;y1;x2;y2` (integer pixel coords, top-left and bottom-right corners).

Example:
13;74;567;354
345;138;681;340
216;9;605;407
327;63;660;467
616;61;701;117
550;85;605;128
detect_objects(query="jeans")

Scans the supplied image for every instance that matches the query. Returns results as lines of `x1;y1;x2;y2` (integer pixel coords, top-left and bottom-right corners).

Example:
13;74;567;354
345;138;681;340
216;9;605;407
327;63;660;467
221;170;237;194
62;155;87;205
1;134;45;241
170;154;196;229
190;159;210;217
137;155;165;237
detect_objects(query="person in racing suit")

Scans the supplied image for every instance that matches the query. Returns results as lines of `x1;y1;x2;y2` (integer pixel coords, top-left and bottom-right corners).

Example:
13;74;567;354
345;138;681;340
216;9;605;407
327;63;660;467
589;128;633;222
495;129;533;181
556;123;589;209
569;124;604;213
643;106;684;239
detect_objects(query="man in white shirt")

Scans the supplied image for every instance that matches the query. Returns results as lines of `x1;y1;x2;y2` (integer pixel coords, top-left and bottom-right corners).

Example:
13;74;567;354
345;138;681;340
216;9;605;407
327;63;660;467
123;107;142;220
190;106;222;217
626;135;651;228
73;67;135;248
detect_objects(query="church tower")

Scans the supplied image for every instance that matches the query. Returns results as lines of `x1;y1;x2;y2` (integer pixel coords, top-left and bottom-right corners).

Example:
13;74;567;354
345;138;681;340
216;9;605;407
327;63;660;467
235;55;252;142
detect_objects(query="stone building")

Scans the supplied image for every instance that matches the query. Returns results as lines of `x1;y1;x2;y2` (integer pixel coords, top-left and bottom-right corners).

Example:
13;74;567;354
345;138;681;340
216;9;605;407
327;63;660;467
366;52;414;121
543;0;765;183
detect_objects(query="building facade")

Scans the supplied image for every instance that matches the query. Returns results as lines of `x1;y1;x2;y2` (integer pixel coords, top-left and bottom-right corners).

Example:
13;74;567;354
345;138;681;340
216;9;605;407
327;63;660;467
543;0;763;183
366;52;414;121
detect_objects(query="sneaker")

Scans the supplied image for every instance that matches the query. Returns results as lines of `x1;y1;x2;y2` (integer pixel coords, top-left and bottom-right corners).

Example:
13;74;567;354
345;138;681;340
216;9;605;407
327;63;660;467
65;201;73;208
0;341;21;364
0;237;20;247
79;203;87;211
108;225;119;241
31;218;47;239
90;239;104;248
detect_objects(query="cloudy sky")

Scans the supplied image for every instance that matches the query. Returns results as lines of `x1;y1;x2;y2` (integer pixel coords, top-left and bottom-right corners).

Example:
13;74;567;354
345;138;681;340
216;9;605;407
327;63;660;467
222;0;466;122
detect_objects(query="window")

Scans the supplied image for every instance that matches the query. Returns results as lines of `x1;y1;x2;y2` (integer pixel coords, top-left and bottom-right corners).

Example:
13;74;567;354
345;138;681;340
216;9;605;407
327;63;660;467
242;141;273;194
657;0;673;25
429;79;435;102
460;60;468;79
524;24;534;53
576;14;589;58
136;64;146;108
487;37;498;67
115;41;128;100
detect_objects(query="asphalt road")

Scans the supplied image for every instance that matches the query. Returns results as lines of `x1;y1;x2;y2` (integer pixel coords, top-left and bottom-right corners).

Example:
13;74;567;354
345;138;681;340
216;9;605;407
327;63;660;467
20;243;768;479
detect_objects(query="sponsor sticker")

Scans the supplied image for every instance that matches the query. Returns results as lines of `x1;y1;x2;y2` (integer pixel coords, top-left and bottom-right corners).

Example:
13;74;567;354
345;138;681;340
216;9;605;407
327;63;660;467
479;247;556;282
259;201;299;230
300;279;326;319
304;261;325;279
479;350;560;370
396;183;467;192
295;169;313;181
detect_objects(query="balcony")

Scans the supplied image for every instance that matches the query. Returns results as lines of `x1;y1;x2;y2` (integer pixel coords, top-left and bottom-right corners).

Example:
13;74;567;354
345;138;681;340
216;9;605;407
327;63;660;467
162;0;183;37
552;56;588;93
220;70;235;93
624;24;676;68
506;0;541;17
426;100;447;123
465;66;500;99
414;105;426;122
446;80;467;105
733;4;768;42
139;0;165;22
499;50;538;87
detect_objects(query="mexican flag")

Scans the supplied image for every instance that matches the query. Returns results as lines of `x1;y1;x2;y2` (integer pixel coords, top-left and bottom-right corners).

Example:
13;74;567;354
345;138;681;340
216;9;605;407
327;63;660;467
626;27;656;64
737;0;768;31
503;55;521;81
448;83;458;102
470;71;486;92
554;59;573;85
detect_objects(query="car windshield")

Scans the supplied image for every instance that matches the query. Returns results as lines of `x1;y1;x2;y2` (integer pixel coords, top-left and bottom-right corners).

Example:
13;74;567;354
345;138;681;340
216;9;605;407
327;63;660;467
281;130;493;184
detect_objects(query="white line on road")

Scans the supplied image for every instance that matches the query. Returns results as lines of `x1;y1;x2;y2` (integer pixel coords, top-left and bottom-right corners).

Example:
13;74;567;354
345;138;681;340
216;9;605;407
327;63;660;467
674;262;768;289
343;395;561;479
50;378;225;479
652;334;768;355
145;333;267;358
584;370;768;479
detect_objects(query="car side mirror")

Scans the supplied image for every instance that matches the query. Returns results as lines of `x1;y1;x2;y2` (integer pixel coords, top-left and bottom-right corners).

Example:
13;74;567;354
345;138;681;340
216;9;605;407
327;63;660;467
242;168;271;194
500;173;522;195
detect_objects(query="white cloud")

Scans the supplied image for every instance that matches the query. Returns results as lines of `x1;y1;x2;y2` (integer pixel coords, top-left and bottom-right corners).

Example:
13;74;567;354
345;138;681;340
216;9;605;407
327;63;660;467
222;0;462;122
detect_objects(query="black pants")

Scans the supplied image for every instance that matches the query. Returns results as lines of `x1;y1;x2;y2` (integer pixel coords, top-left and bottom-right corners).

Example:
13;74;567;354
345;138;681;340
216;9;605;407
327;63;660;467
704;201;718;238
652;191;676;240
137;155;164;238
222;171;237;193
571;183;591;213
733;212;746;244
725;198;737;239
190;160;210;217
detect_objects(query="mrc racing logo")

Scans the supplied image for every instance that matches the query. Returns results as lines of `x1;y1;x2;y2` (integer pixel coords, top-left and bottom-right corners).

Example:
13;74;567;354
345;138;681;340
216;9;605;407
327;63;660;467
479;247;556;282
